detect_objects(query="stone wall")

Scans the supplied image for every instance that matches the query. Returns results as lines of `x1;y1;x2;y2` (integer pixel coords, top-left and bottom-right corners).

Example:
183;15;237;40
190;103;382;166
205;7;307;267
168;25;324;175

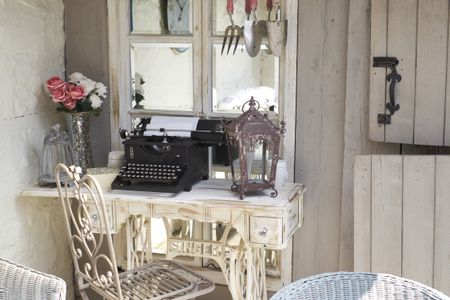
0;0;73;297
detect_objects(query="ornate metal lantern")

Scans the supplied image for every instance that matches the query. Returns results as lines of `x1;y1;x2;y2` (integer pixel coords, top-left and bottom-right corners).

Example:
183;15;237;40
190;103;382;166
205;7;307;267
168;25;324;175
226;97;285;199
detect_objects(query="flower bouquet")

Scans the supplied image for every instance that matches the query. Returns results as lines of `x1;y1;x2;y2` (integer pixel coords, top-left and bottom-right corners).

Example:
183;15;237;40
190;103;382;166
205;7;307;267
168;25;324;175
46;72;107;116
45;72;107;170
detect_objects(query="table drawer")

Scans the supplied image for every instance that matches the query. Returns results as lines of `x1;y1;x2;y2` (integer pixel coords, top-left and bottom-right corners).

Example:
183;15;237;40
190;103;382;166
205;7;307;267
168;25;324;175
154;204;204;221
86;202;117;233
249;216;283;245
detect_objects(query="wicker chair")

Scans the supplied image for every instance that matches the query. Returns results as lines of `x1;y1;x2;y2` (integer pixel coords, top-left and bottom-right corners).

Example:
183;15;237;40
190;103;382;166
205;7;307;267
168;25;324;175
0;257;66;300
55;163;215;300
271;272;450;300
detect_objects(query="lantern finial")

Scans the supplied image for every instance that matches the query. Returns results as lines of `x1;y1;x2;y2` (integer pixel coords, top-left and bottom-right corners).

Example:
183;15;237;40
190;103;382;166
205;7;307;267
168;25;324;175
248;97;256;109
241;97;260;113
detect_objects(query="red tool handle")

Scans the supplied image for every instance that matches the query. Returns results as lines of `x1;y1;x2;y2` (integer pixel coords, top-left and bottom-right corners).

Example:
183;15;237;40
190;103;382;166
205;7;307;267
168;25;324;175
227;0;234;14
266;0;273;11
245;0;257;14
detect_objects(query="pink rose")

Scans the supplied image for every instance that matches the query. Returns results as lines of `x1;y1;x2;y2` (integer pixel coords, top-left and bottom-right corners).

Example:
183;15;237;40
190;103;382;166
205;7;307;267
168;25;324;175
67;83;85;100
47;76;66;91
63;98;78;110
51;87;67;103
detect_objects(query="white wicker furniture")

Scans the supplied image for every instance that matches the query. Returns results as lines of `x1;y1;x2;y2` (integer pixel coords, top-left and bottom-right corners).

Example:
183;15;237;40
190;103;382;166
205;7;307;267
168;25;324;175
271;272;450;300
55;163;215;300
0;257;66;300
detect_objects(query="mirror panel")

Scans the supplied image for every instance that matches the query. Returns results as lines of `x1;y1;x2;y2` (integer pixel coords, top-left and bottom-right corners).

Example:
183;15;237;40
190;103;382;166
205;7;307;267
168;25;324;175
131;0;193;35
131;43;194;111
212;44;278;114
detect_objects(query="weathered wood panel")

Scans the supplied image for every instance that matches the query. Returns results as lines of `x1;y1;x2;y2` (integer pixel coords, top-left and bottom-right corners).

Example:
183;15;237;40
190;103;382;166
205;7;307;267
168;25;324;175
385;0;416;143
339;0;400;271
414;0;448;146
369;0;450;146
371;155;402;275
434;156;450;295
402;156;435;285
354;155;450;291
294;0;349;279
353;156;371;272
368;0;388;142
445;19;450;146
293;0;450;279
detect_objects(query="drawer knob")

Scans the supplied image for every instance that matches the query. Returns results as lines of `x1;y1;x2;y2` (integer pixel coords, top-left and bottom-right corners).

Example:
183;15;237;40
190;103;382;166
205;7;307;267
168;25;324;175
259;227;268;237
91;213;98;222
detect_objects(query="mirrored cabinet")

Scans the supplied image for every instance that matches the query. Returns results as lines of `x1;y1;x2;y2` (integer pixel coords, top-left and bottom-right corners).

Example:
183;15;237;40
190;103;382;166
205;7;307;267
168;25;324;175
124;0;281;116
107;0;299;292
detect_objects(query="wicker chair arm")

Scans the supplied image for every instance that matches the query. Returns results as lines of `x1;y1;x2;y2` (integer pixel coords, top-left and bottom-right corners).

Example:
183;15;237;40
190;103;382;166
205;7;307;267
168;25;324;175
0;257;66;300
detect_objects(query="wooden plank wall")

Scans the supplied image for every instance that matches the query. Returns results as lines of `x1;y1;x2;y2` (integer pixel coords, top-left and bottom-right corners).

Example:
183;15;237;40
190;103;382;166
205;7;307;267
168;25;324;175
294;0;400;279
294;0;349;278
354;155;450;295
338;0;400;271
294;0;450;287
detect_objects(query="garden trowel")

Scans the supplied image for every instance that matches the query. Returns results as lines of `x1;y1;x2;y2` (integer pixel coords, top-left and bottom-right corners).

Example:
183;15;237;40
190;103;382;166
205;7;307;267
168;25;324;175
244;0;266;57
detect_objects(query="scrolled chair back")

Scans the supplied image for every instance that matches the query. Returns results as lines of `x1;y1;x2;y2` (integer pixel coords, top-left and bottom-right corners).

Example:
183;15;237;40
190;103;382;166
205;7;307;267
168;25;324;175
55;163;122;298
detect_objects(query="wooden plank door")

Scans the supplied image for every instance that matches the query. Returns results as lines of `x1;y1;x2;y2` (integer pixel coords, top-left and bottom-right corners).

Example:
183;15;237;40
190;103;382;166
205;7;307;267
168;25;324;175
402;156;435;286
414;0;448;145
369;0;450;146
434;156;450;293
354;155;450;295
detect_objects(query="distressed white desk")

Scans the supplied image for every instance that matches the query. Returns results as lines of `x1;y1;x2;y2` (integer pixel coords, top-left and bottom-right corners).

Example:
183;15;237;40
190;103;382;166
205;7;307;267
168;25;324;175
23;179;304;300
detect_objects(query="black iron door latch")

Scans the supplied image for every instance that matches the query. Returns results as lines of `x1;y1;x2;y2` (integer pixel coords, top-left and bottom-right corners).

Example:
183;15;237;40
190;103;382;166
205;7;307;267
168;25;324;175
373;57;401;124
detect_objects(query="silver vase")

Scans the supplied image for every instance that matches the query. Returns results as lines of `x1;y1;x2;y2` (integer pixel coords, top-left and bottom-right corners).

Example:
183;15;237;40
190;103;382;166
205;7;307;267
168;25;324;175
65;112;93;170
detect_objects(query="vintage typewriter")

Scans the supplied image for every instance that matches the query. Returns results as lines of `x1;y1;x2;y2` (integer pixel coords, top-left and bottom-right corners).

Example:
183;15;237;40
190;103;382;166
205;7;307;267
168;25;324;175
111;116;227;193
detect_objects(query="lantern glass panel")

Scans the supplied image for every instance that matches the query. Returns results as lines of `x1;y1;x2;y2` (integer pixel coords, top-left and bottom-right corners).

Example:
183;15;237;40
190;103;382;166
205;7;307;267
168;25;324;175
39;124;74;186
232;141;273;183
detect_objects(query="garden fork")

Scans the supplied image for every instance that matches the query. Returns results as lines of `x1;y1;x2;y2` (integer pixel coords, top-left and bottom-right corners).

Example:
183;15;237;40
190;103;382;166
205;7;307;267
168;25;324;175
221;0;241;55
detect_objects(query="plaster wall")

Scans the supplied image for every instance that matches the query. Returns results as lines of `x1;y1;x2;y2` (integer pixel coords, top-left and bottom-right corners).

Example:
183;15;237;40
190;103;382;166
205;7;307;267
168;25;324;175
0;0;73;298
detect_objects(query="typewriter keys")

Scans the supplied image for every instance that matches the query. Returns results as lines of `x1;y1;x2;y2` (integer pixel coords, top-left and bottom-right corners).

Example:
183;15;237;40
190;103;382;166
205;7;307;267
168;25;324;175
117;162;185;184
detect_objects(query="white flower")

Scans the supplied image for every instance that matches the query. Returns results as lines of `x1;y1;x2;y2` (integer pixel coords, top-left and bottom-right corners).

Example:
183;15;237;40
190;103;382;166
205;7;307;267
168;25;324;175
69;72;86;83
95;82;107;97
79;79;96;95
135;73;145;95
89;94;103;109
135;86;144;95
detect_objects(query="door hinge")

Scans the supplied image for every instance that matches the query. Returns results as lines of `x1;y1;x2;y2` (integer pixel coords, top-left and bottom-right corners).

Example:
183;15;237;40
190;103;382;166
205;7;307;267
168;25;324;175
373;56;401;124
377;113;391;125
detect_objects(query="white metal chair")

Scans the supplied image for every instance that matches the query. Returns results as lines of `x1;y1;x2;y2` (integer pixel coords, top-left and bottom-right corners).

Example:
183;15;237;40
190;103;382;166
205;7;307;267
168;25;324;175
55;163;215;300
0;257;66;300
271;272;450;300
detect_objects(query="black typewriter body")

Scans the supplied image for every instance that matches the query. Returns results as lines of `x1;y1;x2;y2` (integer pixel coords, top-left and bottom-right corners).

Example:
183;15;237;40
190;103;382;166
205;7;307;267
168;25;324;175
112;136;209;193
111;117;227;193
